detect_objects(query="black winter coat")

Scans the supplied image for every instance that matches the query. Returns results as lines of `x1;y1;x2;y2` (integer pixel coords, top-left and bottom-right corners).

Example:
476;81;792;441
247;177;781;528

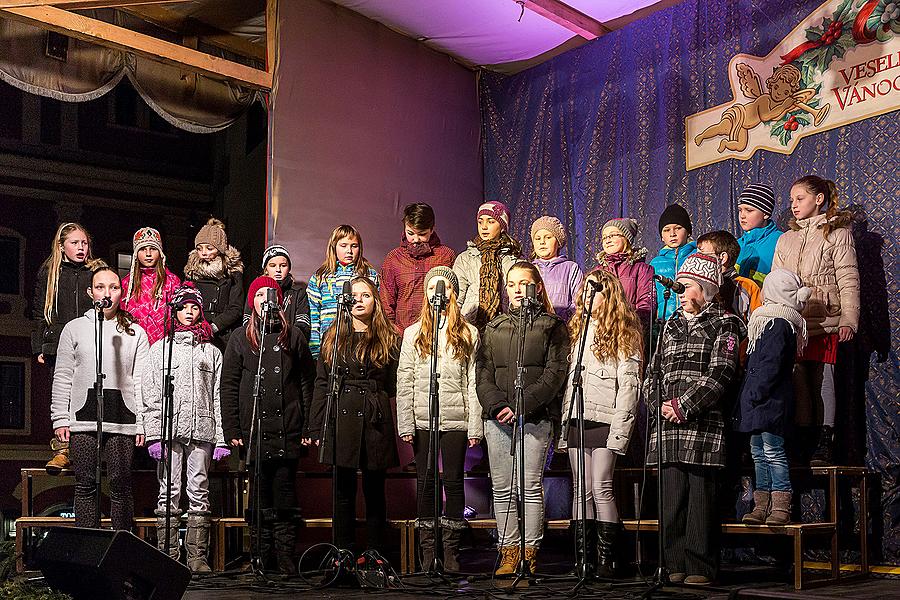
243;276;311;342
733;318;797;437
308;336;400;471
220;322;315;461
31;261;94;356
476;308;570;426
191;272;244;346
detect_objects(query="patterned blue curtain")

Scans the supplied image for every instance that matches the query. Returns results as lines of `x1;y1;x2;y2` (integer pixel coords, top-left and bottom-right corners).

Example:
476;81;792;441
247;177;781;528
481;0;898;564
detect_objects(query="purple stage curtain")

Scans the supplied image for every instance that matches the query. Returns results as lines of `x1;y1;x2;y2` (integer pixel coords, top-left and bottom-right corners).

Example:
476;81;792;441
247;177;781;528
481;0;898;564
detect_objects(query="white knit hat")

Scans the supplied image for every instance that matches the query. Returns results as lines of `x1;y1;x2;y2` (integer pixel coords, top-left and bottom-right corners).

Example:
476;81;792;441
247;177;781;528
676;252;721;300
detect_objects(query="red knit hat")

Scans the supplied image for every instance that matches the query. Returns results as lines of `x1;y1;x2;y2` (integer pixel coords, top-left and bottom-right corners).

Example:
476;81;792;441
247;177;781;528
247;276;283;308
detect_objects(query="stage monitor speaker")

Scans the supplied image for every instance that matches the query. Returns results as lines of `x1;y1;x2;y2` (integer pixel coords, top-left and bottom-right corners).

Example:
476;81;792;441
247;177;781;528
36;526;191;600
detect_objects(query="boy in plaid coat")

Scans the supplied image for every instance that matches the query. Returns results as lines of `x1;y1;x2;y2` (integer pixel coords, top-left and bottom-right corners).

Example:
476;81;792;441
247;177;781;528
646;252;746;586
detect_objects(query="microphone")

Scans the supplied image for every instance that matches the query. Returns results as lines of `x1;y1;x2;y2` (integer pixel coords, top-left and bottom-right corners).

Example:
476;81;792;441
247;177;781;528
263;287;279;312
431;278;447;309
338;280;355;307
654;274;686;294
521;282;539;312
167;300;186;311
93;297;112;310
584;279;604;292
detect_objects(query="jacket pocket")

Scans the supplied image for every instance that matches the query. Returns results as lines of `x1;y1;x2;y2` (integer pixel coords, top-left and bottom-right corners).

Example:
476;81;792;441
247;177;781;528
585;365;616;408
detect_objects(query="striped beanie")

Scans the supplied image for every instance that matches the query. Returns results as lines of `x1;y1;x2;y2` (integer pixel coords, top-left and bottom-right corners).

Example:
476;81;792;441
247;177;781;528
261;244;291;270
477;201;510;233
737;183;776;217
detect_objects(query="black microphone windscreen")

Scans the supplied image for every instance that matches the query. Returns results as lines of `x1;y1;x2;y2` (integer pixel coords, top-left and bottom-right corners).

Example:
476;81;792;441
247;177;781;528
266;287;278;305
342;280;353;296
435;279;446;297
526;283;536;299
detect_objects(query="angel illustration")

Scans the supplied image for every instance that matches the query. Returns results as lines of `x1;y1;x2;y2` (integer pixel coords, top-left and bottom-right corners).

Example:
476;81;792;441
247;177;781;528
694;63;830;153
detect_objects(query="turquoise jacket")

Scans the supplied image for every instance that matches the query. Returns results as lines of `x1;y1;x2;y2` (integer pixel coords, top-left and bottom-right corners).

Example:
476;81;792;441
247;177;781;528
307;264;379;359
649;241;697;321
736;221;782;287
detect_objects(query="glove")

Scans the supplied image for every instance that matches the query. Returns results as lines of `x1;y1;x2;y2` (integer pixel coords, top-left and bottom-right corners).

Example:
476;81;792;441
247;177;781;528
147;442;162;461
213;447;231;461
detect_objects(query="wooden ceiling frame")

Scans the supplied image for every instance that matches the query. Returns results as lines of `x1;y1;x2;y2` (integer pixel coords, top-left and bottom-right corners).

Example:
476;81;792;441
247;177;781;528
520;0;610;40
0;0;274;90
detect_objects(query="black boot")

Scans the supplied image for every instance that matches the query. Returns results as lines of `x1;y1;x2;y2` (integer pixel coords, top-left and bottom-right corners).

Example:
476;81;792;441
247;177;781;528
416;519;436;571
595;521;620;579
273;521;298;575
441;518;467;573
810;425;834;467
251;524;274;572
571;519;597;578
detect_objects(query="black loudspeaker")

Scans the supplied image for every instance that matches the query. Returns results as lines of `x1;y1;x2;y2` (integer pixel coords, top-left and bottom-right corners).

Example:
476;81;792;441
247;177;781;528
36;527;191;600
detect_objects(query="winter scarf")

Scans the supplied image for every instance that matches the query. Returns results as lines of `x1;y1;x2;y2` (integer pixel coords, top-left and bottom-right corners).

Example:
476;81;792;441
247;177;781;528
473;237;504;328
747;305;808;355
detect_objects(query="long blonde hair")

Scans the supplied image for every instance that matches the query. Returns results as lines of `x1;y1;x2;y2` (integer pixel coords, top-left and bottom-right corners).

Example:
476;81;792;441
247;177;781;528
41;222;103;324
414;286;474;362
314;225;376;280
568;269;643;362
320;277;397;368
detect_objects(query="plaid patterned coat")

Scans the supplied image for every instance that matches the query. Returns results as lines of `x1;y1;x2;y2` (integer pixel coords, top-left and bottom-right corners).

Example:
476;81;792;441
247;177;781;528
646;303;746;468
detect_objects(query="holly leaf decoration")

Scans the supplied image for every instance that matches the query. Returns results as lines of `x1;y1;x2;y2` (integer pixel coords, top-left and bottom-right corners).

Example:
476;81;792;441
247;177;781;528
795;113;810;126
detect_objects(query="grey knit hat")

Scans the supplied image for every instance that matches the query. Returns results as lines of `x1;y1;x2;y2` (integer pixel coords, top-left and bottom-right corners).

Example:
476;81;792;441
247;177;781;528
424;265;459;297
738;183;776;217
530;216;567;248
602;218;638;247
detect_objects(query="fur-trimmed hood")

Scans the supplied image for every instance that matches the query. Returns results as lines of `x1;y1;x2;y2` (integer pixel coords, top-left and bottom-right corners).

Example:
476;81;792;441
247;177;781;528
184;246;244;280
595;246;649;267
788;210;853;231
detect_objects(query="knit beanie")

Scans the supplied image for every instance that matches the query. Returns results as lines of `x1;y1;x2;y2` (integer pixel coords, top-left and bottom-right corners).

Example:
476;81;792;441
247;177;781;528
762;268;811;311
172;283;204;311
246;276;283;309
738;183;776;217
477;201;510;233
602;218;639;247
676;252;721;301
133;227;165;257
261;244;291;270
194;218;228;255
424;265;459;297
658;204;693;236
530;216;567;248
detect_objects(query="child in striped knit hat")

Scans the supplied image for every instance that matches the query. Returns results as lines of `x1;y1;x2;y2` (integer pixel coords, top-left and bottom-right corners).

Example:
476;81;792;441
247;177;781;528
735;183;783;286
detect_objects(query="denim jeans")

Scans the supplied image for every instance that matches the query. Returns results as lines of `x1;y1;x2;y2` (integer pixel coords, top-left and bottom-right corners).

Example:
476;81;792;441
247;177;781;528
484;419;552;547
750;432;791;492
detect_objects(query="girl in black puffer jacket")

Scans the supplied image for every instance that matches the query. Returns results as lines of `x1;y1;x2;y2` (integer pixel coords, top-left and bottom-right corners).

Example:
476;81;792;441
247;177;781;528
476;261;570;576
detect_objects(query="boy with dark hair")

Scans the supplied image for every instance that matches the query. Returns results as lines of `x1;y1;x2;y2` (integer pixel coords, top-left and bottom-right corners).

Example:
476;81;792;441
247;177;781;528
697;230;761;323
380;203;456;331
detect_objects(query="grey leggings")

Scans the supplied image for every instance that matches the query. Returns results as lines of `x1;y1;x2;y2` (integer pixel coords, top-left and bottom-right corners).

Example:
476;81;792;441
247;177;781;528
794;361;836;427
567;447;618;522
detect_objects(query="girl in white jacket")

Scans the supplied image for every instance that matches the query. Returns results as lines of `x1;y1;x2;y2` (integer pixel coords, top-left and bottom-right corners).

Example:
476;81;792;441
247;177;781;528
141;284;227;572
397;266;481;572
51;267;149;532
561;269;642;578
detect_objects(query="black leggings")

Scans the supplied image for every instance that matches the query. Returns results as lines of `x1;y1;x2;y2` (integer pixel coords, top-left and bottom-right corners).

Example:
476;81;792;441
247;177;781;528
71;433;134;530
413;429;467;520
333;466;387;553
250;458;299;522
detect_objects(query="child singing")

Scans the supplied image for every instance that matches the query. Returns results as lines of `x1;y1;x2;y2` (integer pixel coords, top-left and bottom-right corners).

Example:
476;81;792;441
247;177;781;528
529;216;583;322
121;227;181;345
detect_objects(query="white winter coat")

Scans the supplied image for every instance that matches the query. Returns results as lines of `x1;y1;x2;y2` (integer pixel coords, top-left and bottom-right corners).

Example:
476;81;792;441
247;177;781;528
396;321;483;440
141;331;224;446
559;324;641;455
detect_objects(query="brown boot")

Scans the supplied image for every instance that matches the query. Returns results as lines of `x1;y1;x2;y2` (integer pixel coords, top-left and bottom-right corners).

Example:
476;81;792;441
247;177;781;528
524;546;538;574
45;438;70;475
185;513;212;573
742;490;770;525
766;491;792;525
494;546;519;576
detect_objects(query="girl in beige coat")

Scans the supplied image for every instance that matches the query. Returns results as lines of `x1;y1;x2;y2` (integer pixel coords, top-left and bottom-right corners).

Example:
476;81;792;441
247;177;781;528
560;269;642;578
397;266;481;572
772;175;859;465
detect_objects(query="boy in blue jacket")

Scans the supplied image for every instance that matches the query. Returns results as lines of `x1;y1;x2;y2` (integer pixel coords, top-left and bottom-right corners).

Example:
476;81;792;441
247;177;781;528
649;204;696;322
734;184;783;287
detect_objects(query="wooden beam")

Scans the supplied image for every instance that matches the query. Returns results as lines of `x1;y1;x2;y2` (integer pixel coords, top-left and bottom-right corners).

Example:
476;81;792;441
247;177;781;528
0;5;271;89
265;0;275;74
521;0;609;40
121;4;266;62
0;0;187;8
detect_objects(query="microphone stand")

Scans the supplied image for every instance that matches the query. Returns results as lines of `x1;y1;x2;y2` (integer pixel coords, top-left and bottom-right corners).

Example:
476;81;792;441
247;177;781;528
93;301;106;527
510;298;534;589
641;287;674;598
319;292;352;581
247;302;271;576
426;291;448;577
560;283;600;590
161;298;178;556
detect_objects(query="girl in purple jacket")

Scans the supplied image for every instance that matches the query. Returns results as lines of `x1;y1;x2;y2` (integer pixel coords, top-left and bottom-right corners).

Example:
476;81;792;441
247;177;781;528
530;216;583;322
594;218;655;346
